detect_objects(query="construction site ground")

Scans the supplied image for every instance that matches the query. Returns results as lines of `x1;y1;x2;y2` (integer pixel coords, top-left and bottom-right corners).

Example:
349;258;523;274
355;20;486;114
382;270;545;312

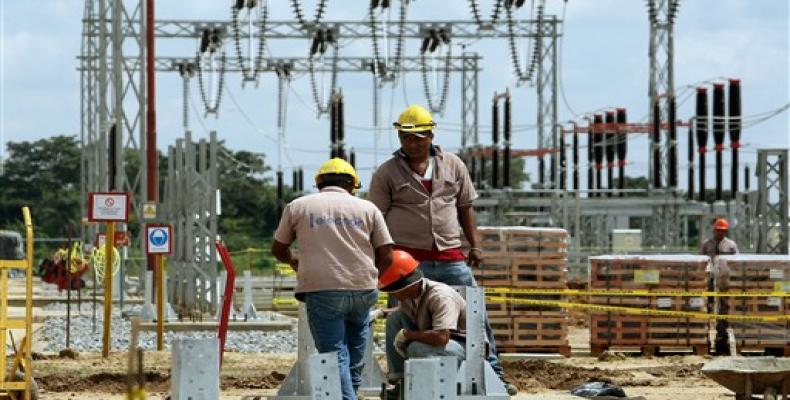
4;281;733;399
23;326;731;399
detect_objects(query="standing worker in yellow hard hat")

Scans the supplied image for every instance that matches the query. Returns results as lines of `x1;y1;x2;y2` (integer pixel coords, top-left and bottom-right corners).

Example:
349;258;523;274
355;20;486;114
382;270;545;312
271;158;394;400
699;218;738;355
368;104;516;395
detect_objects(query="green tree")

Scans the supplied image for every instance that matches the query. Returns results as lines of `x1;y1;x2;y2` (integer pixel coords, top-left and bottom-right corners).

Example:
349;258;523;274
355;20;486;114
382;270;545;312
0;136;81;237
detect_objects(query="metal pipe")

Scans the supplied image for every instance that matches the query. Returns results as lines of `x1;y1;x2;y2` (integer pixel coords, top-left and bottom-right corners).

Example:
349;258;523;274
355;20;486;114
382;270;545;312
593;114;604;196
712;83;725;201
696;87;708;202
728;79;741;197
668;94;678;188
559;125;567;190
276;170;284;219
604;111;615;196
744;164;750;192
503;94;512;188
572;121;579;191
491;97;499;189
109;124;117;190
145;0;158;280
687;118;694;200
616;108;627;195
330;94;337;158
337;91;345;160
587;121;593;197
652;100;661;188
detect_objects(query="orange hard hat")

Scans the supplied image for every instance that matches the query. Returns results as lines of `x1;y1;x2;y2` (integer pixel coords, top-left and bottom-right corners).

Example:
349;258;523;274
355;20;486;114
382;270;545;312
378;250;422;292
713;218;729;230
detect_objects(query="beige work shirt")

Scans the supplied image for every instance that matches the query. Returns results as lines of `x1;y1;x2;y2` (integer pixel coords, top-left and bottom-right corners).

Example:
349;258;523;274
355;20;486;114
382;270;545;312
399;279;466;333
367;146;477;251
700;237;738;288
273;186;394;294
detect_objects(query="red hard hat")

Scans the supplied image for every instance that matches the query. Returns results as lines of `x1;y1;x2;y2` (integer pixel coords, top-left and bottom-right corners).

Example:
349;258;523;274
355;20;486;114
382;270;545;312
378;250;420;291
713;218;729;230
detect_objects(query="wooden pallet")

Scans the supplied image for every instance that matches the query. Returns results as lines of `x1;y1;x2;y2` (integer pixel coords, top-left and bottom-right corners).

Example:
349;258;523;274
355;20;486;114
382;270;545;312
474;257;513;286
489;316;570;356
647;318;709;345
498;345;572;357
590;344;709;357
590;295;708;312
735;344;790;357
718;255;790;290
590;255;708;290
512;258;567;288
477;227;568;258
590;315;650;346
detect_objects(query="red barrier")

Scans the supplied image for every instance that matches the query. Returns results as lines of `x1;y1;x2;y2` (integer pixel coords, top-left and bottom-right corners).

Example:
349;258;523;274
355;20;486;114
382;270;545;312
215;241;237;367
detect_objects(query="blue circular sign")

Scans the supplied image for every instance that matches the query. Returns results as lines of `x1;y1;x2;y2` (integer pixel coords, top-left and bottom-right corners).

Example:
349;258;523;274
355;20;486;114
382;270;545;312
149;228;168;247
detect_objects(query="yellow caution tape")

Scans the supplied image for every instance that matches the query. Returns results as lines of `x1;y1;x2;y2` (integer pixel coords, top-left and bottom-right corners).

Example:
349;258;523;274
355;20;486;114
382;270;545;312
272;297;299;306
485;287;790;297
486;295;790;322
126;387;146;400
274;263;296;276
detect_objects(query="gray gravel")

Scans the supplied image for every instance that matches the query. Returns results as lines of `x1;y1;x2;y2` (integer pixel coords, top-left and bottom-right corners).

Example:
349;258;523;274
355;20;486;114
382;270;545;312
40;303;298;353
40;303;384;353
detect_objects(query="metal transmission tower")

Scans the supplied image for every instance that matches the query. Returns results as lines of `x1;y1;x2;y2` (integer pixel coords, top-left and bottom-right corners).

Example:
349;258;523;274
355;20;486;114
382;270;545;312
647;0;679;190
756;149;789;254
645;0;683;248
80;0;147;279
163;132;219;312
90;17;561;150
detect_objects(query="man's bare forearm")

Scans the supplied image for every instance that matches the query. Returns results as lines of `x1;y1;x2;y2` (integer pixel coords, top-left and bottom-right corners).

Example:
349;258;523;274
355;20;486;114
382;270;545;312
458;205;479;248
403;329;450;347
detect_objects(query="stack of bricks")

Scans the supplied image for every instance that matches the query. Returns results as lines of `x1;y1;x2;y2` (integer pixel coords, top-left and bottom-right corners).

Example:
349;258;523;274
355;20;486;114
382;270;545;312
588;255;710;356
473;226;570;356
716;255;790;356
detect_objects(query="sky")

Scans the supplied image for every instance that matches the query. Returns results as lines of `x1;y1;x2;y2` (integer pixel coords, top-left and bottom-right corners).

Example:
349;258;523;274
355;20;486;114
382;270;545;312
1;0;788;192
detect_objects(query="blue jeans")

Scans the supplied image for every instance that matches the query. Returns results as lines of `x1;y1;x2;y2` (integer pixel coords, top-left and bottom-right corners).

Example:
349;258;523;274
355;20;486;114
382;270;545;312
417;260;505;379
304;290;378;400
385;309;466;380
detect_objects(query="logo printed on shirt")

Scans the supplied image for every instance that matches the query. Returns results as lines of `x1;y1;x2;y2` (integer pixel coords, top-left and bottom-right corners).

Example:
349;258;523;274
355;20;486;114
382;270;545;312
309;213;365;229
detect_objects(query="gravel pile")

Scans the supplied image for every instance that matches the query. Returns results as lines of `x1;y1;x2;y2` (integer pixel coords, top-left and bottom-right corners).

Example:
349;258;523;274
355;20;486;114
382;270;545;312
40;303;385;354
40;303;298;353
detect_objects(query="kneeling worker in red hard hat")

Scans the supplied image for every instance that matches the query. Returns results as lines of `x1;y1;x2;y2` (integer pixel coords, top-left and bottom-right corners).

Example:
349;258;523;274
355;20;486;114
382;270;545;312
378;249;470;399
271;158;394;400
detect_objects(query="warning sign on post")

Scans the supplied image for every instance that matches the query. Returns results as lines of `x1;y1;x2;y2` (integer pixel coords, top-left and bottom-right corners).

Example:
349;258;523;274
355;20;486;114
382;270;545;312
88;192;130;222
145;224;173;255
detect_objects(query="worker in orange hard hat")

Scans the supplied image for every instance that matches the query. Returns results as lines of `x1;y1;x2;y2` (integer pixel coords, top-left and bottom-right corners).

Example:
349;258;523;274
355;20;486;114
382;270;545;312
699;217;738;356
376;250;470;400
700;218;738;258
271;158;394;400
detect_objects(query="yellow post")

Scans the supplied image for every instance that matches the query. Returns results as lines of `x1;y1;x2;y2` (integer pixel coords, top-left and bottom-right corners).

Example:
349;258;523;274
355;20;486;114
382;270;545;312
156;255;164;351
22;207;33;400
102;222;115;358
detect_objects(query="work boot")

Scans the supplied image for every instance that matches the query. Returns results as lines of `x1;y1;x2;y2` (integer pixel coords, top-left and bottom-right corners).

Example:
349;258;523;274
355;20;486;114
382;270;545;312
503;380;518;396
382;382;401;400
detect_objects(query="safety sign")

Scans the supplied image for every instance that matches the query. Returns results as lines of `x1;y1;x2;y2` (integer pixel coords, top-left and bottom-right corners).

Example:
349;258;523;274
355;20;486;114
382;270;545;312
145;224;173;255
88;192;130;222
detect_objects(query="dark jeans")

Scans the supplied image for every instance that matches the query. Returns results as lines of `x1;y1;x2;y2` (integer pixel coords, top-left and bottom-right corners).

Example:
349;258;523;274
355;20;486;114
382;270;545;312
385;309;466;380
304;289;379;400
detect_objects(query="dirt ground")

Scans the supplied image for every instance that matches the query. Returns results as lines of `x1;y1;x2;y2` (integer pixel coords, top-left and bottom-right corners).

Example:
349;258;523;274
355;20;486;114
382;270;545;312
26;345;734;400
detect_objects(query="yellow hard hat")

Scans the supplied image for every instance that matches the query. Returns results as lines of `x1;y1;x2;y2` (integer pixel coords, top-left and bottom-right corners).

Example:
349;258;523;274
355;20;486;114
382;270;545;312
393;104;436;133
315;158;361;191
